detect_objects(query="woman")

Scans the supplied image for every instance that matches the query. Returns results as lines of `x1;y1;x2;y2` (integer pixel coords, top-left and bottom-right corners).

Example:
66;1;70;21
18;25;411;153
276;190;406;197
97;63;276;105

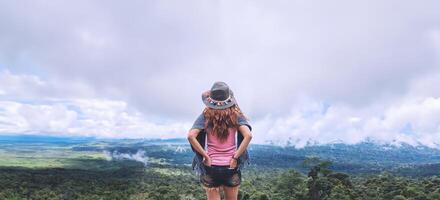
187;81;253;200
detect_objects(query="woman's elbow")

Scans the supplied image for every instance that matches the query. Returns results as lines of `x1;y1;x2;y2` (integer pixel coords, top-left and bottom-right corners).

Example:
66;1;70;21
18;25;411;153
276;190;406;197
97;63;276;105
187;130;197;140
187;132;193;140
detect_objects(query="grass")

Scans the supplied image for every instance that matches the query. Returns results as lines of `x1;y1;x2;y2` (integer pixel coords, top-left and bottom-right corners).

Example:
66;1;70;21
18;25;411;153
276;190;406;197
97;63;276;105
0;142;111;170
0;141;176;172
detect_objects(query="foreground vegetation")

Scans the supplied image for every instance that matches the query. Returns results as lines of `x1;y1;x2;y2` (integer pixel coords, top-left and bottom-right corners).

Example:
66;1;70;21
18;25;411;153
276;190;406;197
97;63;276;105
1;160;440;200
1;136;440;199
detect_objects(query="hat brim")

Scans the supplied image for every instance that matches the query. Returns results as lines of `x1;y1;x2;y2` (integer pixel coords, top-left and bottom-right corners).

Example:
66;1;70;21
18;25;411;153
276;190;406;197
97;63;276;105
202;90;236;109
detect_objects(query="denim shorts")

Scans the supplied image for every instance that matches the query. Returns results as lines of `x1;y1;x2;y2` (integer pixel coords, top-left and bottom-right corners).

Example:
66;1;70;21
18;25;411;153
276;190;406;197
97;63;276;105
200;165;242;188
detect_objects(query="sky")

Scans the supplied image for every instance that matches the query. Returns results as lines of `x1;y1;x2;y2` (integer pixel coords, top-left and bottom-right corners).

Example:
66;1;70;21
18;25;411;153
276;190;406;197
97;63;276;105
0;0;440;147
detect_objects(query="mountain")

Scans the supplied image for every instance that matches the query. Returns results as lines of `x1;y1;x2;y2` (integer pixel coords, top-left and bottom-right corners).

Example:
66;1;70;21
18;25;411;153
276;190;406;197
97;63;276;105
247;141;440;175
1;135;440;176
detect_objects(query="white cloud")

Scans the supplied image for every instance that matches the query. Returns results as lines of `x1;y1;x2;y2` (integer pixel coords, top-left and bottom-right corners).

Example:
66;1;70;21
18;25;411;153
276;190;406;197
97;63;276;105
0;99;190;138
253;96;440;148
104;150;148;166
1;69;440;148
0;1;440;147
0;70;190;138
1;0;439;119
0;69;96;101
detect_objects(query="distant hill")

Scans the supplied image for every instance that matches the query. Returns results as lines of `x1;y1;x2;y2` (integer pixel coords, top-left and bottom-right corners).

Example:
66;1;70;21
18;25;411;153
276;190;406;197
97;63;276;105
1;134;440;176
0;134;96;144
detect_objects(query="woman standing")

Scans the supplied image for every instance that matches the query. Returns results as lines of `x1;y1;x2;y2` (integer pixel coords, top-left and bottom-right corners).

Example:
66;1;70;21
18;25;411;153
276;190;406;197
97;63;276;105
187;81;253;200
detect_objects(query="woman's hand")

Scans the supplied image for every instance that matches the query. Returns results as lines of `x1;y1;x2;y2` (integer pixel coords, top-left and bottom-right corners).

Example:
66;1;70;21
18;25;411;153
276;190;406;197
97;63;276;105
203;156;212;167
229;157;238;169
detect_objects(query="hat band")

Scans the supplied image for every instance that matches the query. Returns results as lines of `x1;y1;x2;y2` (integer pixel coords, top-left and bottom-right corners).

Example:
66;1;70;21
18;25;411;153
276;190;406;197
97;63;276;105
206;96;233;106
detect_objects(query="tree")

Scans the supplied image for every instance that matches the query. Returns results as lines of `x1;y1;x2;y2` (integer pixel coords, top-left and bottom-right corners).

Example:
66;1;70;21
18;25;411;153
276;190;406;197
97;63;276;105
304;157;333;200
273;169;307;200
392;195;407;200
303;157;354;200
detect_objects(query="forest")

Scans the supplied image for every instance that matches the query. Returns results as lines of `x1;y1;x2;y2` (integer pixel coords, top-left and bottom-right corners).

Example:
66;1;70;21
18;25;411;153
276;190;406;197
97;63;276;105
1;136;440;199
2;160;440;199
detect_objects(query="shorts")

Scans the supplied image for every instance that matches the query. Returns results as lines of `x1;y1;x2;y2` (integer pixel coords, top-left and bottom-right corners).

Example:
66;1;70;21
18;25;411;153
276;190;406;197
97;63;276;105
200;165;242;188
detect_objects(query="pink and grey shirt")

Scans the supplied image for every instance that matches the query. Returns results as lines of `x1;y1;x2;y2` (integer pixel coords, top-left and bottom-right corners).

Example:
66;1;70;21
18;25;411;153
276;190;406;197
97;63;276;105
191;114;250;166
205;127;237;166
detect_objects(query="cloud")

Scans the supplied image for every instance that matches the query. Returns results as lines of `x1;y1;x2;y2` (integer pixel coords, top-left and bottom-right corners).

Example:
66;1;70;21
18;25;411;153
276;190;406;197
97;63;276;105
0;70;189;138
104;149;148;166
2;69;439;148
0;1;440;147
1;0;440;119
0;98;190;138
0;69;96;101
254;96;440;148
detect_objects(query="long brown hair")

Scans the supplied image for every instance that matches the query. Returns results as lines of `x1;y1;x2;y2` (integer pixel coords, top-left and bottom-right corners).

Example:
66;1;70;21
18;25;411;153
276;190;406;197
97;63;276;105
203;104;245;142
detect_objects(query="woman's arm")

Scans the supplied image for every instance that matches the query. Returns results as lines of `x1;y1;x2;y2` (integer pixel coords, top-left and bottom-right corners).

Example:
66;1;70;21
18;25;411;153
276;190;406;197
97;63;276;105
233;125;253;159
187;128;211;166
